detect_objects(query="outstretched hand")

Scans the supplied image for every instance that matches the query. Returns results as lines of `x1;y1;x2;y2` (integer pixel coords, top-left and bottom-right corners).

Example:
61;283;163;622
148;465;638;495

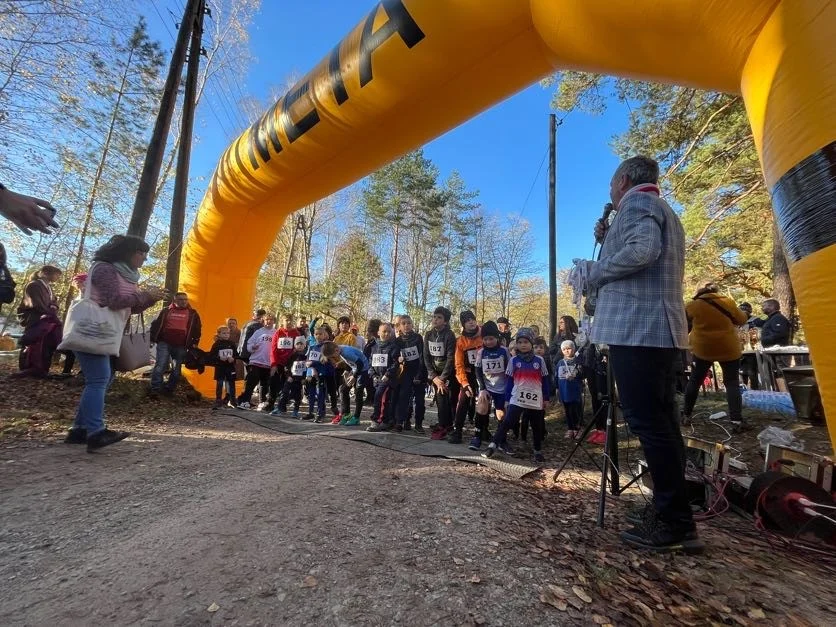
0;187;59;236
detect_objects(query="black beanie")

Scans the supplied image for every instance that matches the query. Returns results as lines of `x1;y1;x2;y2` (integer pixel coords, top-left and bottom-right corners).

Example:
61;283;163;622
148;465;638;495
433;306;452;322
460;310;476;326
481;320;500;338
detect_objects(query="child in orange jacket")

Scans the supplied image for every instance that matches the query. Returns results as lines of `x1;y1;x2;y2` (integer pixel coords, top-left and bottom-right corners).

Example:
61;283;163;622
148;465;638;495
448;310;482;443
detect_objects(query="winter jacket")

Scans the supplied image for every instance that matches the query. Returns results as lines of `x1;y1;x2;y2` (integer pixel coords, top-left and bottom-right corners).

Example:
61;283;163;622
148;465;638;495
246;327;275;368
424;326;456;381
286;350;310;380
397;331;425;382
271;327;301;367
556;357;583;404
475;345;510;394
455;328;483;387
210;339;238;380
753;311;792;348
334;331;357;347
238;319;263;361
150;304;201;348
370;338;401;386
336;344;369;375
685;293;749;362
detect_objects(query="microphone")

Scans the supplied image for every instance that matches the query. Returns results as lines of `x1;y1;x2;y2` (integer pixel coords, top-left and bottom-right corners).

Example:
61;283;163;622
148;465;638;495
594;202;614;245
602;202;614;222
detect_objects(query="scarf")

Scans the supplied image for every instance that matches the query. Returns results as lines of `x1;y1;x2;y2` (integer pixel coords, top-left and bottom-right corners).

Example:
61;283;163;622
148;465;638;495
616;183;660;209
112;261;141;284
462;326;479;338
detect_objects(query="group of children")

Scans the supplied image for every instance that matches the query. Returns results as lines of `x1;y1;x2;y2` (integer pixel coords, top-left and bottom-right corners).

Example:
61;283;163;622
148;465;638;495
207;307;590;463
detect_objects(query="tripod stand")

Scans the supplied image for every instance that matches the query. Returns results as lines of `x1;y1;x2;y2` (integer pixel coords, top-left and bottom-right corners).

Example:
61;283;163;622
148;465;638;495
551;345;647;526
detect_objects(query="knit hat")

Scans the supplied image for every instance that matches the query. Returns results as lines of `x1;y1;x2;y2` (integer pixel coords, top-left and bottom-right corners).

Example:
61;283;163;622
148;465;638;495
497;316;509;325
460;310;476;326
515;327;535;343
481;320;500;338
561;339;576;350
433;306;451;322
294;336;307;347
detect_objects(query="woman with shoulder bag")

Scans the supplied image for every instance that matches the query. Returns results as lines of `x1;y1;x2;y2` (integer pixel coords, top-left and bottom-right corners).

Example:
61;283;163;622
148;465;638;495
65;235;166;452
682;282;749;431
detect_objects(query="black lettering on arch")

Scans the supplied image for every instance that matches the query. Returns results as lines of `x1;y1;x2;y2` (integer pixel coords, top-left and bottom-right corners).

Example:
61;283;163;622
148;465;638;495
281;80;320;143
247;104;283;170
328;44;348;105
359;0;425;88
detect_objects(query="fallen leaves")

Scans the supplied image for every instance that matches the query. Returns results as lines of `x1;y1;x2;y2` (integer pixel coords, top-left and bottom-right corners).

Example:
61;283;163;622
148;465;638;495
572;585;592;604
300;576;318;588
206;603;219;613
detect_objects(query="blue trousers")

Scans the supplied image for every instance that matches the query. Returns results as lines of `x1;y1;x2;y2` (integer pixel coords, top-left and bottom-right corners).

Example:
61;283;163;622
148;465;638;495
71;352;113;435
151;342;187;391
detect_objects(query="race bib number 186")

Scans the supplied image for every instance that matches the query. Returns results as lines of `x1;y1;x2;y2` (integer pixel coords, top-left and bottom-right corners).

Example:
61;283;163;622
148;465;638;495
278;336;293;349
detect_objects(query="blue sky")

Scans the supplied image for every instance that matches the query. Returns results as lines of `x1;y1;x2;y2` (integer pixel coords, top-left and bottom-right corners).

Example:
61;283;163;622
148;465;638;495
146;0;631;274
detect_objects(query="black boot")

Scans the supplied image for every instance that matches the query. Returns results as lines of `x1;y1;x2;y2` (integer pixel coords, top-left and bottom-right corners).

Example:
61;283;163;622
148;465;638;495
87;429;130;453
64;428;87;444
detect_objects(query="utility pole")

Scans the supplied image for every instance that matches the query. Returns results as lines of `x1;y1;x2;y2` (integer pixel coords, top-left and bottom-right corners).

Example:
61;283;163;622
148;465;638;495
164;0;206;300
128;0;200;239
548;114;558;342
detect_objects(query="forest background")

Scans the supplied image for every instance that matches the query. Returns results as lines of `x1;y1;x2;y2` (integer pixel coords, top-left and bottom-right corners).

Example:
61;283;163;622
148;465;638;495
0;1;796;337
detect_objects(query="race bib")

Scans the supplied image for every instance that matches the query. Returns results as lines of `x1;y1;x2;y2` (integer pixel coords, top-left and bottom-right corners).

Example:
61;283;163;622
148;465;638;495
401;345;419;361
372;353;388;367
466;349;478;365
278;336;293;349
482;356;504;374
428;341;444;357
515;386;542;409
218;348;233;361
291;360;307;376
308;349;321;362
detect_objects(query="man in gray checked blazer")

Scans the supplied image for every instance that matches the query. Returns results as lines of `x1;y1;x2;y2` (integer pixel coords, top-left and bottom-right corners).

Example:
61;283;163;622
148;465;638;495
584;155;703;554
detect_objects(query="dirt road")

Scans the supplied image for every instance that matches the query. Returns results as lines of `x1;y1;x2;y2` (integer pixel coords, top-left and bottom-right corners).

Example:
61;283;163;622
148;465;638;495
1;413;832;626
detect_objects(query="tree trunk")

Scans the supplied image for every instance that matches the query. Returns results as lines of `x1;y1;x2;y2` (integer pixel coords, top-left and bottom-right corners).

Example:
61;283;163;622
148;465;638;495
772;220;797;340
389;223;400;321
62;46;134;319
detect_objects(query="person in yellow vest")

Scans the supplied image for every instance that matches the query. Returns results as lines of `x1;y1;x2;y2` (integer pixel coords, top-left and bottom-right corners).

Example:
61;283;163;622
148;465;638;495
682;283;749;431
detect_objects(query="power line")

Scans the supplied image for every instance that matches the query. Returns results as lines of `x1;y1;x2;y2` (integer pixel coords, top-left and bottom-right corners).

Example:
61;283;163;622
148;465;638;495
518;147;549;218
149;0;175;43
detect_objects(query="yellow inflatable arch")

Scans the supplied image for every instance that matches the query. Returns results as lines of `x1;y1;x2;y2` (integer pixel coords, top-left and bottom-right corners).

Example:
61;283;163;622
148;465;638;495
181;0;836;447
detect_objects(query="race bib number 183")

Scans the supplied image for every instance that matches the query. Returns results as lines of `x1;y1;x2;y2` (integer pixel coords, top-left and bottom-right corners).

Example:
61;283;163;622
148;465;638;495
372;354;388;367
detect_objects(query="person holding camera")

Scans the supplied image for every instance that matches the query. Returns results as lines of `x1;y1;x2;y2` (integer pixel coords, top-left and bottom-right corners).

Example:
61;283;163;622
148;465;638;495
577;156;702;554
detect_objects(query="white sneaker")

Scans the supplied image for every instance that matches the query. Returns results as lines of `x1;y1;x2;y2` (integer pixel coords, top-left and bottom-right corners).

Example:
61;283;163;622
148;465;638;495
257;402;269;412
238;401;251;409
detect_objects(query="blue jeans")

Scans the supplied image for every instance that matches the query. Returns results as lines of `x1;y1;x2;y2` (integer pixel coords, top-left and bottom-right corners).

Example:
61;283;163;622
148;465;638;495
151;342;187;391
72;351;113;435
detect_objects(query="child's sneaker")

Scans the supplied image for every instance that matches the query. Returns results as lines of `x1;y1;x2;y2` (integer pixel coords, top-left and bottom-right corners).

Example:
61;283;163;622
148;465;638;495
314;414;325;423
331;414;343;425
367;421;392;432
430;425;449;440
468;436;481;451
257;402;270;412
344;415;360;426
447;430;462;444
499;441;514;456
414;424;425;434
587;429;606;445
303;413;314;421
481;443;497;458
227;400;238;409
269;407;284;416
534;451;545;464
238;401;251;409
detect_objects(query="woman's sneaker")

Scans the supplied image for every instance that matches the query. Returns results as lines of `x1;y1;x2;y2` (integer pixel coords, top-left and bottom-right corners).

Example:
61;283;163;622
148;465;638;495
87;429;130;453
